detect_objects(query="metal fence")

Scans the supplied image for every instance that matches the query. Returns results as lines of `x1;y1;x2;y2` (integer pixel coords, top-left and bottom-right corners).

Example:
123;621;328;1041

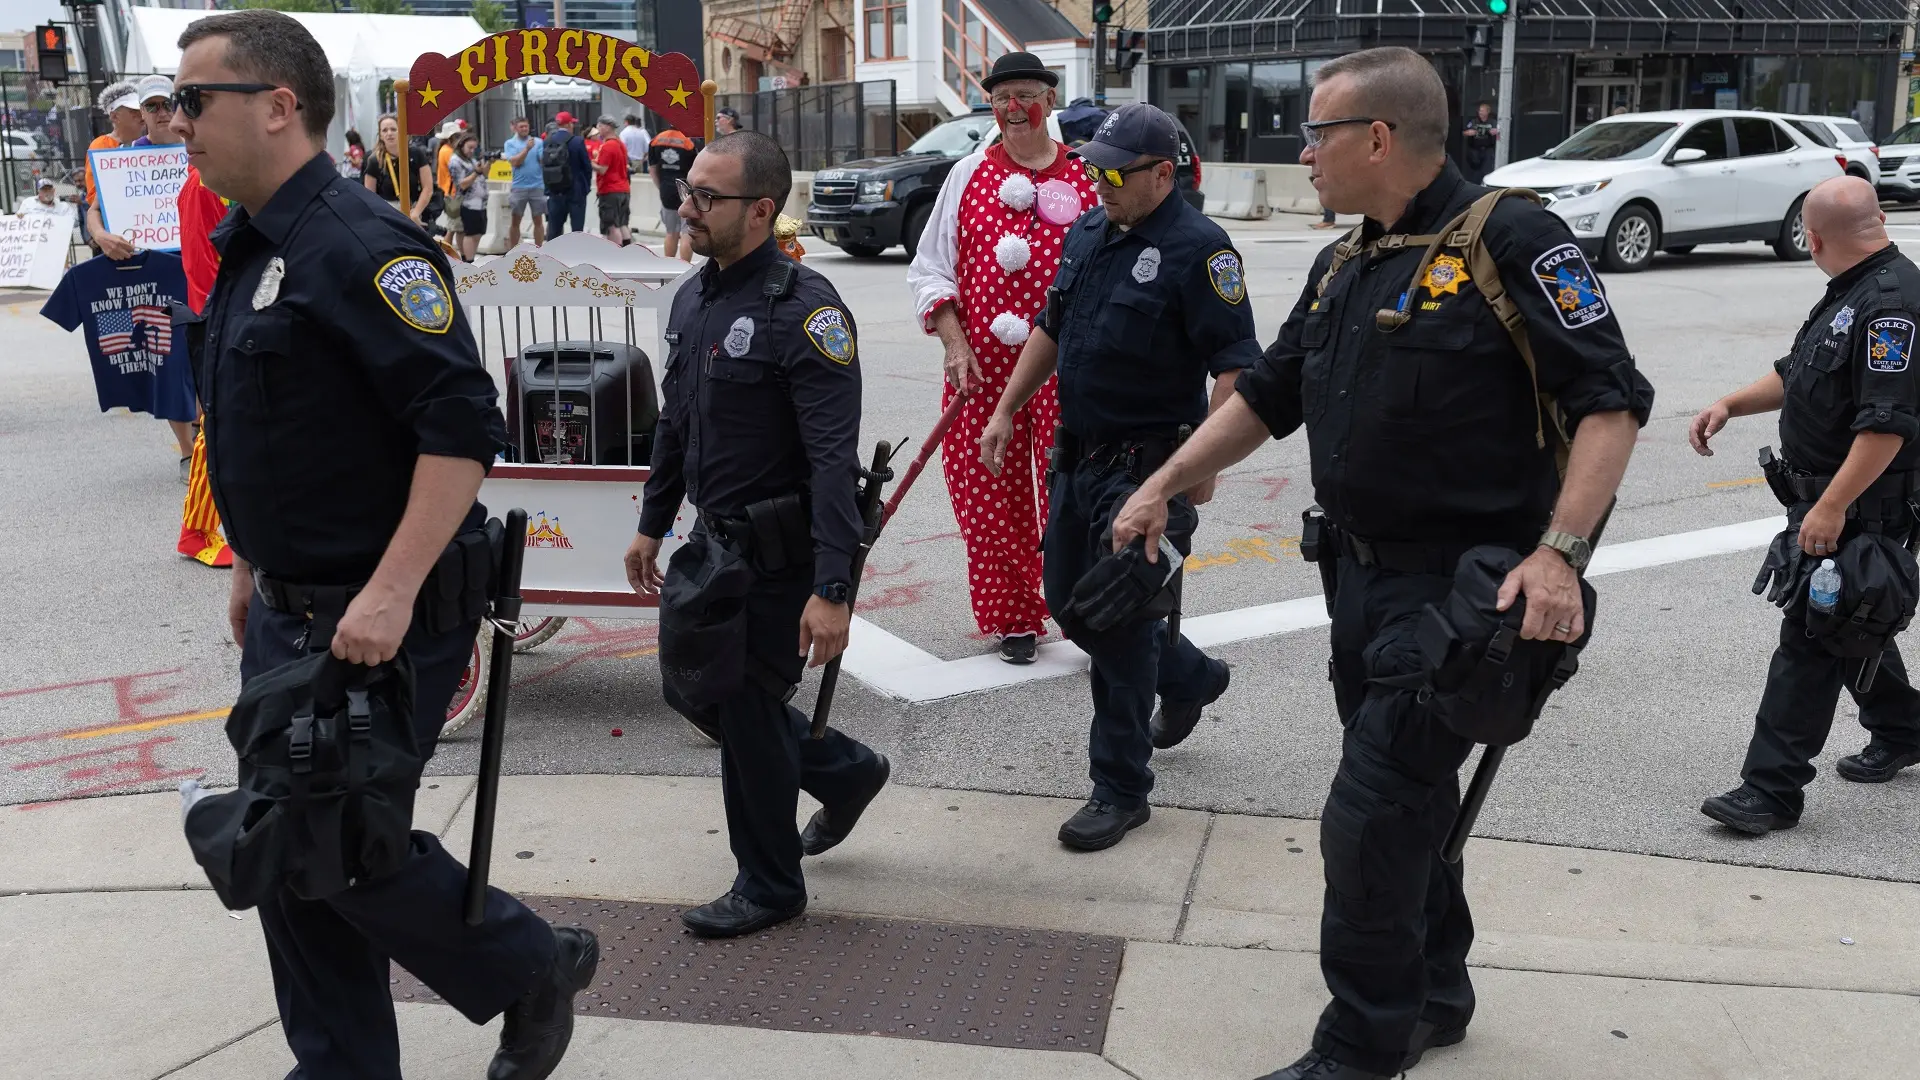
716;80;897;173
0;70;104;213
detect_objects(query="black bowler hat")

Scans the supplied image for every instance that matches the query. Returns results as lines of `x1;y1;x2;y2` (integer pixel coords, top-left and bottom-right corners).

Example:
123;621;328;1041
979;51;1058;93
1074;102;1181;171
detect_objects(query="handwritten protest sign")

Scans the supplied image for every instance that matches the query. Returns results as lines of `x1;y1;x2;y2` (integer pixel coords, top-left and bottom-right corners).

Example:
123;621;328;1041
90;145;188;251
0;203;73;289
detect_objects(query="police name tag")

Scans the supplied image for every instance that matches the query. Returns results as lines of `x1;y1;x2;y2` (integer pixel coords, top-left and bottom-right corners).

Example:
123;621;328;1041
1866;315;1915;373
1531;243;1608;329
805;306;856;365
374;256;454;334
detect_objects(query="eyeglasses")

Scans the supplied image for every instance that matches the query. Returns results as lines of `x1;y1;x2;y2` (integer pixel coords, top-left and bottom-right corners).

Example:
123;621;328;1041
990;90;1047;107
675;178;764;213
1300;116;1397;148
140;98;173;115
1080;158;1167;189
168;82;283;120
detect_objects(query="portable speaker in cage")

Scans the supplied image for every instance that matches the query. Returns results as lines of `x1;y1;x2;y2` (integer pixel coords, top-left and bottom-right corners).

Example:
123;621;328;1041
504;340;659;465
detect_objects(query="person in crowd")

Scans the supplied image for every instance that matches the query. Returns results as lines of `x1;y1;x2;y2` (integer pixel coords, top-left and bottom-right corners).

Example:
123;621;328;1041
129;74;173;147
364;113;432;226
338;128;365;182
592;115;631;247
84;80;143;262
619;112;650;177
649;125;697;262
1460;100;1498;184
543;112;592;237
502;116;546;248
447;131;485;262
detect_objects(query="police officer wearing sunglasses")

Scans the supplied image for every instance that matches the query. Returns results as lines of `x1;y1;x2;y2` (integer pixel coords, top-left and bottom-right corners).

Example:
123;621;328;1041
173;12;595;1079
980;102;1260;851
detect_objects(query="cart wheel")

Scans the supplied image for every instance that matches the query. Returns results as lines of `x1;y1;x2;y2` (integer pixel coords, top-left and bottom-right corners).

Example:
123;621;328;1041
442;631;489;738
512;615;568;653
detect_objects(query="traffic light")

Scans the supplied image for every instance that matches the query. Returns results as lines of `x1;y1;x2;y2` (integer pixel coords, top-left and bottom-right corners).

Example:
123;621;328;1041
1092;1;1113;24
1467;25;1488;68
1487;0;1525;14
35;25;68;83
1112;30;1146;73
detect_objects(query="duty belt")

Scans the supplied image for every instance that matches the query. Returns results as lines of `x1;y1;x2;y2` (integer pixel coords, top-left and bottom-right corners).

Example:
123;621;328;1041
1339;533;1528;577
1051;427;1190;483
1759;446;1919;513
697;492;811;573
253;571;362;618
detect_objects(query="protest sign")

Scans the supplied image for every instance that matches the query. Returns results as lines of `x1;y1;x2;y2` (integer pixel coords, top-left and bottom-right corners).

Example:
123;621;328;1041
0;203;74;290
91;145;188;251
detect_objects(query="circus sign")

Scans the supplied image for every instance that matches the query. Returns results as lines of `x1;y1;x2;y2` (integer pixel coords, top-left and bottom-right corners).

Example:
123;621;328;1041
404;30;704;137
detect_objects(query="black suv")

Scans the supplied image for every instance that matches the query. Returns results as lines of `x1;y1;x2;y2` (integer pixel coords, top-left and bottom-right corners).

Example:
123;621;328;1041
808;106;1206;259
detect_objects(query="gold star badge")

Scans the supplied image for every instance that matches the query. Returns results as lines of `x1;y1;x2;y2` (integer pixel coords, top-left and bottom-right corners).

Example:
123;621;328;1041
667;81;691;108
417;83;441;108
1421;254;1469;298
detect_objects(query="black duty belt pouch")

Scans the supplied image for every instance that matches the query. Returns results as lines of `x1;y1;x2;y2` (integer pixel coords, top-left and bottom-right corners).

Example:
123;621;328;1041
1378;545;1596;746
416;526;501;636
658;534;754;708
1800;533;1919;658
184;651;420;910
744;493;812;575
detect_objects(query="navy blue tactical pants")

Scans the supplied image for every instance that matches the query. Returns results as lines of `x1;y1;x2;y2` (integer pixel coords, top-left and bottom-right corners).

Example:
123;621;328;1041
239;595;555;1080
1311;558;1477;1076
661;540;885;911
1042;462;1215;810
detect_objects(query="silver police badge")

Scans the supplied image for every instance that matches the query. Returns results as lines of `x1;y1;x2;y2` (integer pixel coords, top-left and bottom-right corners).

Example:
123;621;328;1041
724;316;755;358
252;256;285;311
1831;305;1855;334
1131;246;1161;284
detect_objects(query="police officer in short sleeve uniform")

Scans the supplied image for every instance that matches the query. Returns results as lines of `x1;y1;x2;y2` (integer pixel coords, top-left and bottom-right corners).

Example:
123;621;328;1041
177;11;594;1079
1106;54;1654;1075
980;103;1262;852
628;131;889;939
1692;190;1920;835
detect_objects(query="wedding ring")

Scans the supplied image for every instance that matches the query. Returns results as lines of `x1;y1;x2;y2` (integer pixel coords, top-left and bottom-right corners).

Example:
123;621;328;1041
1554;623;1572;634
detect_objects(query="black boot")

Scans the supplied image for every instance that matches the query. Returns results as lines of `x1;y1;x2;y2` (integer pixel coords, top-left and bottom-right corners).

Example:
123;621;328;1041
1150;658;1231;749
1253;1048;1393;1080
1700;785;1798;835
1835;743;1920;783
487;925;600;1080
801;754;891;856
1400;1018;1468;1070
681;891;805;938
1057;799;1150;851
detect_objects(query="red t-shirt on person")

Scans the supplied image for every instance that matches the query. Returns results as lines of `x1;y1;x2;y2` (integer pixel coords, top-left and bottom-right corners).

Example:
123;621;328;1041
178;166;228;314
594;138;630;194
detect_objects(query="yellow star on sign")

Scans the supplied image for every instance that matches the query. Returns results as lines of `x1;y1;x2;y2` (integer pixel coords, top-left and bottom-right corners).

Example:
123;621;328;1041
417;82;441;108
667;81;691;108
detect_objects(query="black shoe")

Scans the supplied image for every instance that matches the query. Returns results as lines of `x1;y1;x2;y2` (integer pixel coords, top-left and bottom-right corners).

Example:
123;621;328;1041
1700;786;1798;835
1150;658;1231;749
1057;799;1150;851
681;891;805;938
1254;1048;1394;1080
1000;634;1037;664
801;754;891;856
1400;1018;1468;1071
1835;743;1920;783
487;925;600;1080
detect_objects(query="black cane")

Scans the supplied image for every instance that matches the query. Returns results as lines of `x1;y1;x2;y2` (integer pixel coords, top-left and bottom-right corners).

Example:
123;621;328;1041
465;508;527;926
810;441;894;739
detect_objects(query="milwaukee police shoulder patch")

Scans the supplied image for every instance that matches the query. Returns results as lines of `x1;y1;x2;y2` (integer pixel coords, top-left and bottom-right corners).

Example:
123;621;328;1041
804;305;856;365
1531;243;1608;329
374;256;453;334
1866;315;1915;373
1208;250;1246;304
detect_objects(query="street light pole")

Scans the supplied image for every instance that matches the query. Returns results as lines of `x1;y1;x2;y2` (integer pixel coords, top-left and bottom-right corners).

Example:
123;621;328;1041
1494;8;1516;168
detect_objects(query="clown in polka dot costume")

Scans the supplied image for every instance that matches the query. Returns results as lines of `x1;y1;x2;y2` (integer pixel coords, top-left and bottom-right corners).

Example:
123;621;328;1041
908;61;1098;660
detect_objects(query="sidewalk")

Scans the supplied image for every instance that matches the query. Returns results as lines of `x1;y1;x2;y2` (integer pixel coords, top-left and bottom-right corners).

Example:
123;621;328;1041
5;776;1915;1079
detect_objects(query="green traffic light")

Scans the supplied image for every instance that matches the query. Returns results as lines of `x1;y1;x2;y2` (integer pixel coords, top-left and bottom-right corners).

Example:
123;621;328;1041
1488;0;1508;11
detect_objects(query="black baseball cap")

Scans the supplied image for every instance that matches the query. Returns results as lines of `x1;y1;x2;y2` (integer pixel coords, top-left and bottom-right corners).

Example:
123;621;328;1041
1075;102;1181;171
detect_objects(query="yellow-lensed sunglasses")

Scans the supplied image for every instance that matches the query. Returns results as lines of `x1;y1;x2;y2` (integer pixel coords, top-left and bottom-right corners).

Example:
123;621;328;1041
1079;157;1168;188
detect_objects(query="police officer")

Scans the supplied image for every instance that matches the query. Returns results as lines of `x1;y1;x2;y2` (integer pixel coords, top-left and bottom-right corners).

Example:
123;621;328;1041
174;12;593;1080
1691;175;1920;834
1112;49;1651;1078
979;102;1260;852
625;130;890;938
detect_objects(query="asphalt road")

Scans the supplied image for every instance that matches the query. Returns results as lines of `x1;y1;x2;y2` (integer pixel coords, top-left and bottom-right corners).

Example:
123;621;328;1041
6;219;1920;886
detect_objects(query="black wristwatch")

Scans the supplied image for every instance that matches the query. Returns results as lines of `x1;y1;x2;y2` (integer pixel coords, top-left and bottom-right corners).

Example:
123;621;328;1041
814;581;850;604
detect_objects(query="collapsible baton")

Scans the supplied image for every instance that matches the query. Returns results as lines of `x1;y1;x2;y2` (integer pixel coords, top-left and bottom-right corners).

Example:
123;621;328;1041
464;507;529;926
810;442;896;739
1442;499;1614;864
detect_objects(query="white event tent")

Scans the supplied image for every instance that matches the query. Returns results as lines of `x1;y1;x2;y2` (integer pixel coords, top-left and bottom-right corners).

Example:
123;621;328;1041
120;7;487;150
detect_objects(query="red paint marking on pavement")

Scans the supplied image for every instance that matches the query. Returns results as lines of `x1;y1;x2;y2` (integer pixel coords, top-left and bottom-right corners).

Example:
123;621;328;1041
1254;476;1291;500
0;670;198;748
0;667;182;702
513;619;662;689
862;581;935;609
862;560;918;580
14;735;203;808
903;531;961;545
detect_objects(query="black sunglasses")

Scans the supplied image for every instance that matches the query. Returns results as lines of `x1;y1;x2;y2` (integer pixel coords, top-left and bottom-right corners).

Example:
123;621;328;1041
675;178;765;213
169;82;287;120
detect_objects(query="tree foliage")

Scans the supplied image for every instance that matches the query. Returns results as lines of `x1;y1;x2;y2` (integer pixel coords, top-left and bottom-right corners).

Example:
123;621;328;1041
470;0;511;33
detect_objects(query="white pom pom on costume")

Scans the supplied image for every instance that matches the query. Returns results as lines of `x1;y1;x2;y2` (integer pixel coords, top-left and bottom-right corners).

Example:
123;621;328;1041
989;312;1031;346
997;173;1036;211
994;233;1032;273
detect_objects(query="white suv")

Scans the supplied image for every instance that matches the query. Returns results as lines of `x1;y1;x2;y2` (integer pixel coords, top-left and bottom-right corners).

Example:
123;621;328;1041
1485;110;1845;273
1876;120;1920;201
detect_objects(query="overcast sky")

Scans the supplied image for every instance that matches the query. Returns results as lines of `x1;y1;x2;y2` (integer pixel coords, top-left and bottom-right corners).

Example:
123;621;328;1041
1;0;85;36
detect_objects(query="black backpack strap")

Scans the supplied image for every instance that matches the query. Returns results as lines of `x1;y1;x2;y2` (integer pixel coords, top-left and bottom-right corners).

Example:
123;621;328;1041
762;258;799;393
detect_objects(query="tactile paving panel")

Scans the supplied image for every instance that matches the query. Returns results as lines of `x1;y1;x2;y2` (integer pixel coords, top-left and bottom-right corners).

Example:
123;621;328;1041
391;895;1123;1051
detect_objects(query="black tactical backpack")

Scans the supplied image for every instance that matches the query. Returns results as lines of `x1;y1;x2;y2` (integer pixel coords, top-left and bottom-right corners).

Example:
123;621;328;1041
184;651;420;910
541;133;572;190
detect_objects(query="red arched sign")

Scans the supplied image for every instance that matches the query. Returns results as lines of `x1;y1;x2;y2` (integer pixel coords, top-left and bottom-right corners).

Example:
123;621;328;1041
404;31;705;136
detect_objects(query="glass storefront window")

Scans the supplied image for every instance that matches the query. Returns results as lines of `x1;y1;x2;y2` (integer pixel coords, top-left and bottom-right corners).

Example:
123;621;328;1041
1222;63;1250;163
1251;61;1303;163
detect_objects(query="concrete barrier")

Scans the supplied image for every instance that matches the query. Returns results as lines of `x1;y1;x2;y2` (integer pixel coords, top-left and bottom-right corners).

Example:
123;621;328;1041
1201;166;1273;220
1199;161;1326;217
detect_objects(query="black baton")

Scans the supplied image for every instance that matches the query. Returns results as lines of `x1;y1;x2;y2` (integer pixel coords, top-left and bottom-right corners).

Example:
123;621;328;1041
811;441;894;739
465;507;528;926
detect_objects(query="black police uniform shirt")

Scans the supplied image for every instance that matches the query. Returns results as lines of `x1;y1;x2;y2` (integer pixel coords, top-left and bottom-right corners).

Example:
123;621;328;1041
1775;243;1920;476
1239;162;1656;544
638;236;862;590
191;153;505;587
1040;187;1262;439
